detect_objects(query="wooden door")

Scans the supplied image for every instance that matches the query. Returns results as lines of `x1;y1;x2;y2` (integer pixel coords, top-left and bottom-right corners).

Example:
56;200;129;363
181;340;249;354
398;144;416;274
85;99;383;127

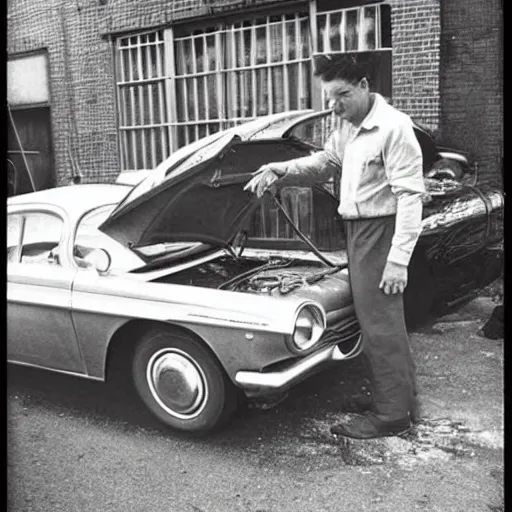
7;107;55;196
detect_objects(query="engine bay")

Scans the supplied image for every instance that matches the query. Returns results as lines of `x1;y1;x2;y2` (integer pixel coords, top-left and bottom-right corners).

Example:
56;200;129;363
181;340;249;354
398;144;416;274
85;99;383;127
153;255;343;295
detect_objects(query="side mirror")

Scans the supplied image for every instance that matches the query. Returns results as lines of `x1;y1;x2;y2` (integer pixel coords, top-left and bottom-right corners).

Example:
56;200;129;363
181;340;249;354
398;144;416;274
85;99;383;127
86;248;112;273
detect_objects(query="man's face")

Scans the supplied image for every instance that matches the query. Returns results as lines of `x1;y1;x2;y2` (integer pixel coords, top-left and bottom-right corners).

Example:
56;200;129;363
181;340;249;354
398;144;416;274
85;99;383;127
322;78;370;124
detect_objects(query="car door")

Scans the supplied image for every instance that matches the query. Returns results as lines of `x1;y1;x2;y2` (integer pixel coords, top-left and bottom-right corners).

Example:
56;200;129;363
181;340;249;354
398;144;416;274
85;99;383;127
7;208;86;374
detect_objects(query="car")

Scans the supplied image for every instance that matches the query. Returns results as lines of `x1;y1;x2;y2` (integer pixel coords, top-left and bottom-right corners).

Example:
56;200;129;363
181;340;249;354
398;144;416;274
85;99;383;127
7;110;504;434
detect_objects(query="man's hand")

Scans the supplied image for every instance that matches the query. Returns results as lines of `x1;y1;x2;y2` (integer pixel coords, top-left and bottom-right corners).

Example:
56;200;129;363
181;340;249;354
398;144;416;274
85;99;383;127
243;163;287;198
379;260;408;295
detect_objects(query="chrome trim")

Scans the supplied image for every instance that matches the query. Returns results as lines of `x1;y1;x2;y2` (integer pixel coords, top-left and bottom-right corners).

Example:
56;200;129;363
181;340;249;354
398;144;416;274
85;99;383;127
235;334;363;393
146;348;208;419
437;151;469;164
7;359;99;380
290;303;326;352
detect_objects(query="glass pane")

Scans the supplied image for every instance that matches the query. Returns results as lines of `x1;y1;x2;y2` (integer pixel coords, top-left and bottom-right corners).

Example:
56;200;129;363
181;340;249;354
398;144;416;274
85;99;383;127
23;213;63;246
176;79;187;122
286;21;297;59
207;34;217;71
234;29;245;67
317;15;327;54
132;87;141;125
269;22;283;63
132;47;142;81
153;83;163;124
329;12;342;52
255;68;268;116
195;36;204;73
237;71;252;117
75;205;144;272
7;215;21;249
142;85;150;125
121;50;131;81
362;7;377;50
255;26;267;64
174;39;190;76
272;67;285;112
206;74;219;119
288;64;299;110
345;9;359;51
300;18;310;59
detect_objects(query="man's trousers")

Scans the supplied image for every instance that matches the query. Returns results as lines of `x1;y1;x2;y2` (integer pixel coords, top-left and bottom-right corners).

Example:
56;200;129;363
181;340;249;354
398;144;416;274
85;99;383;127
344;215;416;421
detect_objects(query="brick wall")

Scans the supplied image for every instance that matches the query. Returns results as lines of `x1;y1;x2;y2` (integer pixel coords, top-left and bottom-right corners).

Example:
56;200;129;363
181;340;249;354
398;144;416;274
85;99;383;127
100;0;442;132
439;0;503;185
7;0;119;186
7;0;502;185
387;0;440;132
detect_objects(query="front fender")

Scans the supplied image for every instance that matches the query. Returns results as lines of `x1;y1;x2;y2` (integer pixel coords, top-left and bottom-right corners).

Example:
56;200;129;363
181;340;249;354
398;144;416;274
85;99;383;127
71;270;321;380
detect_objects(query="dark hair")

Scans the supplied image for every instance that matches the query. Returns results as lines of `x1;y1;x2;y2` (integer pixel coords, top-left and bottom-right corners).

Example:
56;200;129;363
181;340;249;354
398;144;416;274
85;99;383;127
313;53;369;84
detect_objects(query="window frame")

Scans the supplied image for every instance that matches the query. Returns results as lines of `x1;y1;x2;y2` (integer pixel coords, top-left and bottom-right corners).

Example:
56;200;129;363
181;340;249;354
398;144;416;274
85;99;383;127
7;205;71;268
114;2;391;172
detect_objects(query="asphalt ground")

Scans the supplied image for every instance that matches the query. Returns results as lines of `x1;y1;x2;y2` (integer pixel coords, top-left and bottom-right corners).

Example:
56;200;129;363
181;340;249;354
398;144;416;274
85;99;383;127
7;297;504;512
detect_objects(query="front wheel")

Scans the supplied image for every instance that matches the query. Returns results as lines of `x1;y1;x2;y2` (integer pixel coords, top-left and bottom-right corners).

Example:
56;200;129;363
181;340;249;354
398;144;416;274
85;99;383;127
132;329;238;434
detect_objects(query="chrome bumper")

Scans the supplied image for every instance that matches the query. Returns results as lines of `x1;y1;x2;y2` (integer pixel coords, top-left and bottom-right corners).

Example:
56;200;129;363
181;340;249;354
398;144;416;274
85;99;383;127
235;334;363;396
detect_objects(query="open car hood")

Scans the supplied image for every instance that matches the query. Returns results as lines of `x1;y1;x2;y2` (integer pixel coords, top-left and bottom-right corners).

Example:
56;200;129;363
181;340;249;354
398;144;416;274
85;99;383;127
99;111;315;253
99;133;261;252
99;108;450;256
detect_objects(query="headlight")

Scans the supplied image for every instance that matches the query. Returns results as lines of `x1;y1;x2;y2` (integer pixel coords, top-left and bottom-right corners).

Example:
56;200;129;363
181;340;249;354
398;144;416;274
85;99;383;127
292;304;326;352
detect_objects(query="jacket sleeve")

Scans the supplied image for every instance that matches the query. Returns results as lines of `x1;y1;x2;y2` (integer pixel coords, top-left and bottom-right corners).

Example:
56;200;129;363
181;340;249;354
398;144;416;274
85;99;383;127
383;119;427;267
276;134;342;187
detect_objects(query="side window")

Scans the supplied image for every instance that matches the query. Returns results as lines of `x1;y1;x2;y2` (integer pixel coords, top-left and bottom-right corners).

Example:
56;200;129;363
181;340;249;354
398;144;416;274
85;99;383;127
19;212;64;265
7;214;23;263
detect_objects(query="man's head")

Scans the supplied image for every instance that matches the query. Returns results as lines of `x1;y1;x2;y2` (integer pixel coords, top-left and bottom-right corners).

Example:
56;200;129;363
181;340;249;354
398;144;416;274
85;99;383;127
314;54;373;125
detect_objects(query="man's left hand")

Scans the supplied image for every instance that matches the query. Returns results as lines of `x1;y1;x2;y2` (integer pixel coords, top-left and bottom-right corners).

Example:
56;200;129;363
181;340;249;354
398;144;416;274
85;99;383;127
379;261;408;295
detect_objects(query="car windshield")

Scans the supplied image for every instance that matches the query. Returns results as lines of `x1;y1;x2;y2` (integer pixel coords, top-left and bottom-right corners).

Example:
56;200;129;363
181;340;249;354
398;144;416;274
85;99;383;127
74;205;146;272
76;205;208;271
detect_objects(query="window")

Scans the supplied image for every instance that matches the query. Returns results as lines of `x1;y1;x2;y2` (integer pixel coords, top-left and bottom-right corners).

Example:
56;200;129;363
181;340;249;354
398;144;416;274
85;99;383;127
314;3;391;108
7;215;23;263
316;4;383;54
74;205;145;272
115;3;390;171
8;52;50;107
173;14;311;147
7;212;64;265
116;32;168;171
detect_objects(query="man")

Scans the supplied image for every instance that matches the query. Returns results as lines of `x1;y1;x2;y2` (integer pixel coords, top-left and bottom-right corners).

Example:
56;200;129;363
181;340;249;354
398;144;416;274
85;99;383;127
244;54;426;439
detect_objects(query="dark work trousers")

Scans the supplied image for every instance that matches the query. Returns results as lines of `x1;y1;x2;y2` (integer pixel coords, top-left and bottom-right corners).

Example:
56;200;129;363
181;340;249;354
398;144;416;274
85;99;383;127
344;215;417;421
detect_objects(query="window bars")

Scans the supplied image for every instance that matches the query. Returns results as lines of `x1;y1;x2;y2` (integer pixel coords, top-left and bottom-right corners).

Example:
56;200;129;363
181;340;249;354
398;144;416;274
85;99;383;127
115;3;387;171
316;4;382;55
116;31;168;171
172;13;311;148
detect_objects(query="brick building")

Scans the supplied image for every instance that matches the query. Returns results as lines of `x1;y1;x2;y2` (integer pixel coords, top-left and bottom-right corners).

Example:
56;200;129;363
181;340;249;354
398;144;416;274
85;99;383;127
7;0;502;193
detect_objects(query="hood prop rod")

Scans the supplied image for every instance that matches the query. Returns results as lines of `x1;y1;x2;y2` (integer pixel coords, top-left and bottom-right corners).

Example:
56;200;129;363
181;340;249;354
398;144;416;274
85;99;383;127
269;192;342;269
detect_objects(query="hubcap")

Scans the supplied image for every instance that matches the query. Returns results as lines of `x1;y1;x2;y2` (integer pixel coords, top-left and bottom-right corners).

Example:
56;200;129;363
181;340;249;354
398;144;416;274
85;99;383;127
147;349;207;419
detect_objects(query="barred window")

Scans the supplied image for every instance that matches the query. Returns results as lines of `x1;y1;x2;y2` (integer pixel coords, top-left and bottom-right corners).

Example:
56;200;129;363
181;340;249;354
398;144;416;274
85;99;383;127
173;14;311;147
316;4;382;54
115;2;391;175
116;31;168;171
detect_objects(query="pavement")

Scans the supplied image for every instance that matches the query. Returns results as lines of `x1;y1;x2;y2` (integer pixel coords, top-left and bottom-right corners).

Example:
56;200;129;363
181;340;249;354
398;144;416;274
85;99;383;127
7;296;504;512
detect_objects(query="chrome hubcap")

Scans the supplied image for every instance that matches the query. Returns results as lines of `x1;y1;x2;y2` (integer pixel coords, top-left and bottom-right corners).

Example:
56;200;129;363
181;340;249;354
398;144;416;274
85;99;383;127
147;349;207;419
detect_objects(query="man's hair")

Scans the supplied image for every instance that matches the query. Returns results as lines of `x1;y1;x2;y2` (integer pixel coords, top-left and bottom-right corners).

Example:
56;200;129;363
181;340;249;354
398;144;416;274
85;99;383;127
313;53;369;84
